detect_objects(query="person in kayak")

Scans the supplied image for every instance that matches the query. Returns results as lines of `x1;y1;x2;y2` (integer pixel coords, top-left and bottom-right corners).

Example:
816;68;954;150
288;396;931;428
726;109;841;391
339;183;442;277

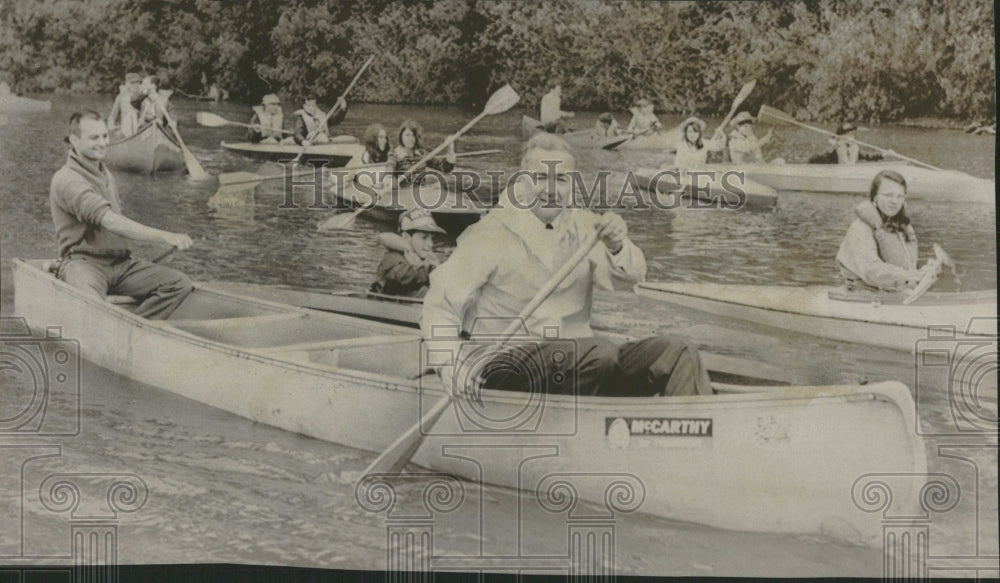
138;76;170;126
247;94;295;145
670;117;726;168
360;123;391;164
625;98;663;136
370;208;445;298
386;120;456;182
107;72;144;137
808;122;885;164
421;133;713;398
49;111;194;319
727;111;773;164
836;169;930;291
293;96;348;146
593;112;621;137
540;85;575;133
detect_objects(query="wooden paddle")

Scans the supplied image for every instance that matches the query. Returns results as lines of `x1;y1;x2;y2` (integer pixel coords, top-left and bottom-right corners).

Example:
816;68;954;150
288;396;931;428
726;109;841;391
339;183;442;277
196;112;296;135
321;84;520;231
359;227;602;477
756;105;944;171
154;91;211;180
214;149;502;188
718;80;758;131
291;55;376;164
904;243;954;305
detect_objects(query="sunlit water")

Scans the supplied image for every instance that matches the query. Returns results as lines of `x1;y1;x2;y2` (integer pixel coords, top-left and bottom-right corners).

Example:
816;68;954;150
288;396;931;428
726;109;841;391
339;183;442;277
1;94;996;577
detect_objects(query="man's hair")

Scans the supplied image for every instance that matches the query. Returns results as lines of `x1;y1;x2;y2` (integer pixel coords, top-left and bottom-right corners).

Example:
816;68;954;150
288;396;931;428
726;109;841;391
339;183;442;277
68;110;105;138
520;132;574;166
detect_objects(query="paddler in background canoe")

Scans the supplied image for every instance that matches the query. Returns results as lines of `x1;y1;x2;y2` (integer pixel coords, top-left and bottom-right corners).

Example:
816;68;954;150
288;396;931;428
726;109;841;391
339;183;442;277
370;208;444;298
247;93;295;145
624;98;663;137
49;111;194;319
293;96;348;147
137;76;171;126
387;119;456;183
670;117;726;168
421;132;713;397
539;84;575;133
727;111;774;164
808;122;885;164
836;169;932;292
107;72;144;137
360;123;391;164
593;112;622;137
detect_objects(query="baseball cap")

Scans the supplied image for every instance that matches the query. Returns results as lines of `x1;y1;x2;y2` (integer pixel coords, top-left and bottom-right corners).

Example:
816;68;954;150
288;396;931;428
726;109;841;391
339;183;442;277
399;208;446;234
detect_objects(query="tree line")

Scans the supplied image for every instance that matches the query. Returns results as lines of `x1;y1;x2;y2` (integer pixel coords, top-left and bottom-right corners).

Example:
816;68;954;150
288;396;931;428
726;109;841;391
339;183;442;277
1;0;994;122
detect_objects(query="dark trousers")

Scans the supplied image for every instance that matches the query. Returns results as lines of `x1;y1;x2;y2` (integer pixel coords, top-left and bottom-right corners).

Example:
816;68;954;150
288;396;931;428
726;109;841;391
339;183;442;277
59;255;193;320
479;336;713;397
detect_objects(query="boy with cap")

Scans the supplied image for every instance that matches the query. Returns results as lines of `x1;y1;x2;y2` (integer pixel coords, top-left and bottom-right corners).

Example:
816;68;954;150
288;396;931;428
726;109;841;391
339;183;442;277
727;111;773;164
294;96;348;146
107;72;144;137
248;94;295;144
370;208;445;298
625;98;662;137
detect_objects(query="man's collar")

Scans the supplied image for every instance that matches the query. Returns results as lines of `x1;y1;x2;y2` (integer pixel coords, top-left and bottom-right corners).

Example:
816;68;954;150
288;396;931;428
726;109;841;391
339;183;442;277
68;148;107;178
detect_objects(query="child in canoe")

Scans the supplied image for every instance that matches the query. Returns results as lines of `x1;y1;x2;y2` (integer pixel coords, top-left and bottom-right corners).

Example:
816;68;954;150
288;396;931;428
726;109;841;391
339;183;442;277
387;120;456;184
670;117;726;168
836;170;930;291
370;208;445;298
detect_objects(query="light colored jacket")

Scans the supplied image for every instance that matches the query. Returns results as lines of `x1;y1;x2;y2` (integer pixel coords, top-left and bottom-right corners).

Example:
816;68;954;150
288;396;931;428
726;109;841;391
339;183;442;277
836;201;919;291
540;91;571;124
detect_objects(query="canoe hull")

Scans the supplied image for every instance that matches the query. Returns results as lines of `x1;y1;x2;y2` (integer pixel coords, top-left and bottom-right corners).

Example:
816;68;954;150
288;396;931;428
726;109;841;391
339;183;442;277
106;123;186;174
635;282;998;352
0;95;52;114
521;116;630;150
616;126;682;151
634;168;777;210
14;258;927;545
222;139;364;167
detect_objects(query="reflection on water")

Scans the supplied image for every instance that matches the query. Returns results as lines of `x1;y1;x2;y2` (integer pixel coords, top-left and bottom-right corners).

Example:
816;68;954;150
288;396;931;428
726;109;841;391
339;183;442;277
0;94;996;576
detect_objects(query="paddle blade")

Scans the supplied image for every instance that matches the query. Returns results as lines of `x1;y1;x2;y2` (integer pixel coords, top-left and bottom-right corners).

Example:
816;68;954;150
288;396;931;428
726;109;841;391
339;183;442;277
196;112;230;127
483;84;520;115
757;105;797;126
360;395;453;476
182;148;211;181
218;171;265;186
733;79;757;106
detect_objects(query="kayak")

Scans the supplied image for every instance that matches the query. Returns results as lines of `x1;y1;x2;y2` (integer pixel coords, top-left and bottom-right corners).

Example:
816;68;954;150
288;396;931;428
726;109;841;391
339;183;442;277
324;171;493;235
633;167;778;210
0;93;51;114
222;138;364;167
13;257;927;545
105;122;185;174
616;126;682;151
702;161;995;203
634;281;998;352
521;116;630;150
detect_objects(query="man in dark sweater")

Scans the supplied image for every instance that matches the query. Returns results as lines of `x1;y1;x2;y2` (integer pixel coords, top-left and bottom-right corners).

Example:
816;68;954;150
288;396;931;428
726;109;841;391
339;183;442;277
49;111;193;319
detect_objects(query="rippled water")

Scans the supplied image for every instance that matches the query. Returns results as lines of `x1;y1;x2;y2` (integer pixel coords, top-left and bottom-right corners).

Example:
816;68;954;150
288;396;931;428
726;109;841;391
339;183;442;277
1;94;996;577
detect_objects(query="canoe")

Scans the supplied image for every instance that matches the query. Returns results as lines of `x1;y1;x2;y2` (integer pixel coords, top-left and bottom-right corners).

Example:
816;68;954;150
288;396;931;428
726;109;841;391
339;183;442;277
222;138;364;167
325;171;493;235
703;161;994;203
0;93;51;114
633;167;778;210
104;122;186;174
634;281;998;352
13;257;926;545
616;126;682;151
521;116;630;150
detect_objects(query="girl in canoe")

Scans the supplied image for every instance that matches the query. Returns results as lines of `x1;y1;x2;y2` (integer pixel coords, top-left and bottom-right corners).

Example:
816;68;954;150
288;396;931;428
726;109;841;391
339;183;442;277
670;117;726;168
836;170;929;291
361;123;391;164
387;119;456;182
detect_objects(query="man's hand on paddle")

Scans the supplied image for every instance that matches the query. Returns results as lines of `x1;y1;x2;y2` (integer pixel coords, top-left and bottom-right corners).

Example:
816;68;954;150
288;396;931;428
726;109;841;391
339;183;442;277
596;213;627;254
163;232;194;251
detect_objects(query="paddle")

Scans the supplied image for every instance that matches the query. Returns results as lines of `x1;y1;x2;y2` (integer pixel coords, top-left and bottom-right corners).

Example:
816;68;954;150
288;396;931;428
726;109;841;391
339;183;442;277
718;80;758;131
214;149;503;188
291;55;376;164
196;112;296;135
903;243;954;305
153;91;211;180
359;227;602;477
756;105;944;171
321;83;520;231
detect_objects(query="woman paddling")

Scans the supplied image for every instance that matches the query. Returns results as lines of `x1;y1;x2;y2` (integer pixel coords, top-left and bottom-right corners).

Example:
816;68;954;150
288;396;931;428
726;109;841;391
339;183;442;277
387;119;456;182
836;170;929;291
669;117;726;168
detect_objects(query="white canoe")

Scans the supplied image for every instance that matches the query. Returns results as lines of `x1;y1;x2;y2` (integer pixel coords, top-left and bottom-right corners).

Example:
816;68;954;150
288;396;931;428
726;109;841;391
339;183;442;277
704;161;995;203
635;282;997;352
222;139;364;167
14;258;927;544
521;116;631;150
633;167;777;210
616;126;682;151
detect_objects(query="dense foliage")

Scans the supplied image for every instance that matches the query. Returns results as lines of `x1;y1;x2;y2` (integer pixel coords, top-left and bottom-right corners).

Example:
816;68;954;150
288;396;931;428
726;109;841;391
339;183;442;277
1;0;994;122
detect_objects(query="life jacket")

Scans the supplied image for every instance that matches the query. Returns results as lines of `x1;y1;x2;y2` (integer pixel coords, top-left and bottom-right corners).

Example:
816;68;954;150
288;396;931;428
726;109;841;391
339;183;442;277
295;109;329;139
854;200;917;270
252;106;285;139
